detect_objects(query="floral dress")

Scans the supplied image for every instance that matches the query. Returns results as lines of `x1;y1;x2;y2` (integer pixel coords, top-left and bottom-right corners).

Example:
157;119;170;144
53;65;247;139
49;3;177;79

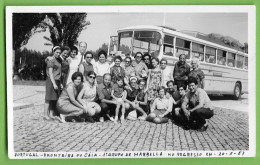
147;67;162;101
110;65;125;83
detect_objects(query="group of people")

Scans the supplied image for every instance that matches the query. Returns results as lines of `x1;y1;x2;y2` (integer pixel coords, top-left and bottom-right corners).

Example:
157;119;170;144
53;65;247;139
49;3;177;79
43;41;214;131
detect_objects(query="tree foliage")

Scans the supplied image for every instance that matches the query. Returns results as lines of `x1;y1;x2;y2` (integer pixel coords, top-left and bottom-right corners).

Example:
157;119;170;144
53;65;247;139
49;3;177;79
41;13;90;47
13;13;46;50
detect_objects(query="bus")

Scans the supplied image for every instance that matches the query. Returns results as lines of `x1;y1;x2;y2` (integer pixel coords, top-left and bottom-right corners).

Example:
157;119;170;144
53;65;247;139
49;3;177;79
108;25;248;99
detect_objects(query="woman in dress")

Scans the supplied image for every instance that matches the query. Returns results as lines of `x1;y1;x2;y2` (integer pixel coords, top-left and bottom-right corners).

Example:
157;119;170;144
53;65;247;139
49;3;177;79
188;58;205;89
77;71;101;119
94;50;110;84
145;57;164;106
65;46;82;85
123;56;136;86
56;72;85;123
79;51;94;82
110;56;125;83
44;46;62;120
132;52;148;80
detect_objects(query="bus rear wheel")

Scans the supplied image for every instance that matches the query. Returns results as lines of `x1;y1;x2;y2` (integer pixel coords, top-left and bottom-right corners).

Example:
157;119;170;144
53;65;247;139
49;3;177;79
233;83;241;100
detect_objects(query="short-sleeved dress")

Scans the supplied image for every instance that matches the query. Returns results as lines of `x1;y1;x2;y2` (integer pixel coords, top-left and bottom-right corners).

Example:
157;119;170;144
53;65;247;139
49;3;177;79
81;61;94;80
188;68;205;89
147;67;162;101
45;57;62;101
80;81;100;109
56;83;82;114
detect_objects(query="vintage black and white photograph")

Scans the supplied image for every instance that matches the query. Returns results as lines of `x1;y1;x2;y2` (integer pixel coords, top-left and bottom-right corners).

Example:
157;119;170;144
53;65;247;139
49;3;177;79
6;6;255;158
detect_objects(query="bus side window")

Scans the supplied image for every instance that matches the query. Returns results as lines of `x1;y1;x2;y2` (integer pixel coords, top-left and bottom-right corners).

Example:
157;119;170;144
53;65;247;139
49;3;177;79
163;35;174;56
192;42;204;61
227;52;235;67
205;46;216;64
244;56;248;69
217;49;227;66
236;54;244;69
176;38;191;59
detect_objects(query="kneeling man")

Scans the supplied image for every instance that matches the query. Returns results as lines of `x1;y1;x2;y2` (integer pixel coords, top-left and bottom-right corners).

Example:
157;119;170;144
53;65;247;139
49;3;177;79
182;77;214;131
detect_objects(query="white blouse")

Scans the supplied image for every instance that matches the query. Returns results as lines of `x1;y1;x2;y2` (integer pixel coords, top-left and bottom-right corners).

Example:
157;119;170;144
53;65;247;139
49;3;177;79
94;61;110;76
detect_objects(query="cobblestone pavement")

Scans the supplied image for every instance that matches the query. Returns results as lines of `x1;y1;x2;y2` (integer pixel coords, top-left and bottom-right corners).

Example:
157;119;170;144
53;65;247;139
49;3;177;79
13;85;249;152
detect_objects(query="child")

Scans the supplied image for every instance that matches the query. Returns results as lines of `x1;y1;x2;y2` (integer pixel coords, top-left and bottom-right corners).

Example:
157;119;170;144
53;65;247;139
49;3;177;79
111;77;126;123
146;86;176;124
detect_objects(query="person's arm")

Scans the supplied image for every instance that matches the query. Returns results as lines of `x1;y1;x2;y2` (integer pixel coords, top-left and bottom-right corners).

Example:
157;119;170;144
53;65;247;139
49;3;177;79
189;91;205;112
144;70;151;92
48;67;58;90
159;98;174;118
111;89;119;101
79;64;87;82
77;86;87;109
150;98;157;113
160;69;164;86
184;65;191;80
181;95;190;118
67;86;85;109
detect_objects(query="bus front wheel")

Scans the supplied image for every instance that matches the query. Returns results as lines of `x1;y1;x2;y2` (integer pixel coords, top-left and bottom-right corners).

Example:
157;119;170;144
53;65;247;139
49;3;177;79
233;83;241;100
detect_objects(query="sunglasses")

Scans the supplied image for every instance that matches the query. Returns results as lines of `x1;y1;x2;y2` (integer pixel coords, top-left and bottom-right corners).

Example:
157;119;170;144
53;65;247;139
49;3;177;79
125;61;131;63
89;76;96;79
161;62;166;64
136;56;142;58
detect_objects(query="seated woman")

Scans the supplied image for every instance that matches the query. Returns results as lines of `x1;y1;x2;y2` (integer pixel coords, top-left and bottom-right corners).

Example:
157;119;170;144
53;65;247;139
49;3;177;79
56;72;86;123
135;79;149;116
77;71;101;121
146;86;176;124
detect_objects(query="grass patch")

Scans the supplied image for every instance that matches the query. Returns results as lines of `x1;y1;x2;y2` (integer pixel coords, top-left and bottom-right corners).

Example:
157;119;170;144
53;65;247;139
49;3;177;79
13;80;45;86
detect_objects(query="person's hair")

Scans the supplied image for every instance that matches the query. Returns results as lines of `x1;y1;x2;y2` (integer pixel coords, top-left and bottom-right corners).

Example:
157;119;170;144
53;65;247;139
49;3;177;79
178;83;187;90
134;52;143;58
79;41;87;47
166;80;175;87
71;72;83;82
103;73;111;79
70;46;78;54
179;54;186;59
52;46;61;53
61;46;71;52
125;56;132;62
84;51;93;59
165;88;171;94
114;55;122;62
98;50;107;59
87;71;97;77
151;57;160;64
187;77;198;85
116;76;124;82
138;79;146;85
160;58;167;65
191;58;200;67
142;53;151;61
157;86;166;93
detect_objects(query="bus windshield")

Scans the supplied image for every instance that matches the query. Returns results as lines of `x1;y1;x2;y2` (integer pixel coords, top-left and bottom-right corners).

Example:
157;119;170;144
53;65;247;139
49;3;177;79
118;31;161;57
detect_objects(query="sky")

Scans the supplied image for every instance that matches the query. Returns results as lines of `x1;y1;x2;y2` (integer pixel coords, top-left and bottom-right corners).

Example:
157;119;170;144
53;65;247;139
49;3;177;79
24;13;248;52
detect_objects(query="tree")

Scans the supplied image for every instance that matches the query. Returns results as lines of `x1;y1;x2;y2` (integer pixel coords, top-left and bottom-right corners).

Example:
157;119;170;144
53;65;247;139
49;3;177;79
41;13;90;47
13;13;46;50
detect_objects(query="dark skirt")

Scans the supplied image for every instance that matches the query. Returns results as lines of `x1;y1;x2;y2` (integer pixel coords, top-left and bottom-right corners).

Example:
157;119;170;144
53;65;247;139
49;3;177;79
45;77;61;101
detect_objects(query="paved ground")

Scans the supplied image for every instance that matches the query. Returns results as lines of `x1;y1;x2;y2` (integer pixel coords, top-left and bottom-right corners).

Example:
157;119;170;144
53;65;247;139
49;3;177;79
13;85;249;152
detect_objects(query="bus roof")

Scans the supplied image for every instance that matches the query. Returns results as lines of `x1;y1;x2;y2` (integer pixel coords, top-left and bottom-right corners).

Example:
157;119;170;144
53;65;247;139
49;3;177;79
118;25;248;56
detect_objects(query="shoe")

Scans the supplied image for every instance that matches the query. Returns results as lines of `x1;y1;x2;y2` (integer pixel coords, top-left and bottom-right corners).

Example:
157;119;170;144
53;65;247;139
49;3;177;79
138;116;146;120
198;124;208;132
99;117;104;122
85;116;95;123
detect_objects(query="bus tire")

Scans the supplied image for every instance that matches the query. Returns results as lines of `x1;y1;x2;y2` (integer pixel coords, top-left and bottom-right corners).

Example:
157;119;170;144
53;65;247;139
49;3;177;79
233;83;241;100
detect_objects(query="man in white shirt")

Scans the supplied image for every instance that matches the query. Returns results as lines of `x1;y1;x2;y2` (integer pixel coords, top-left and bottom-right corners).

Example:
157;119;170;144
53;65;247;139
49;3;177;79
78;41;87;63
160;58;174;87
